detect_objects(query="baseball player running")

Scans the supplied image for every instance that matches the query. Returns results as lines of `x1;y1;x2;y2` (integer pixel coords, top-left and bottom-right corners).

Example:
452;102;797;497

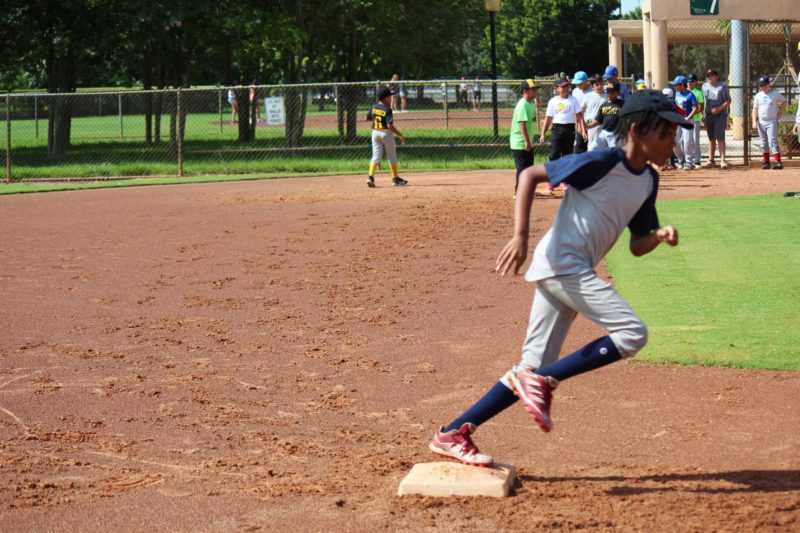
366;87;408;187
429;90;689;467
752;76;786;169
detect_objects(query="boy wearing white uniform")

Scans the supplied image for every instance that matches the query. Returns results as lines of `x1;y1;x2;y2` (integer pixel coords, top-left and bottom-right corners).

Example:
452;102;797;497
671;76;700;170
583;78;607;152
752;76;786;169
429;91;690;466
571;71;592;153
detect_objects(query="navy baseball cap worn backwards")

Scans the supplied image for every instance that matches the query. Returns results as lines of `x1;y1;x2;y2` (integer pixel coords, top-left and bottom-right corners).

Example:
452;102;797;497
621;90;693;129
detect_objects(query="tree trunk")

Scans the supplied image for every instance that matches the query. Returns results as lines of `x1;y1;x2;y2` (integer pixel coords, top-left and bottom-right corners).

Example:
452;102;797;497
46;44;76;159
236;86;251;142
284;86;307;148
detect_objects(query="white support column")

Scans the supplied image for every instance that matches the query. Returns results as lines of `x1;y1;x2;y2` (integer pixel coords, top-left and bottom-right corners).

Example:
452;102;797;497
643;12;652;88
609;30;623;72
651;19;669;90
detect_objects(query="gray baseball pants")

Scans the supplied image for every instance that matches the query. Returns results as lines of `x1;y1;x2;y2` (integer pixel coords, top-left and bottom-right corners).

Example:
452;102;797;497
501;271;647;387
691;122;702;163
589;129;618;151
757;120;779;153
371;129;398;164
675;125;695;166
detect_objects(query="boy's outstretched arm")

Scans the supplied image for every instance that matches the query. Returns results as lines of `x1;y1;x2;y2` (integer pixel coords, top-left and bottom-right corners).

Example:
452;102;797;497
496;164;550;276
629;226;679;257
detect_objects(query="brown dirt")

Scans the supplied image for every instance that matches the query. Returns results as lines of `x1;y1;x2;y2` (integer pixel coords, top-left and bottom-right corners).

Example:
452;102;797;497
1;165;799;531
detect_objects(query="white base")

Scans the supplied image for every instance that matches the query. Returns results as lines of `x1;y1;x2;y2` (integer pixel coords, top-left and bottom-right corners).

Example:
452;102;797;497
397;461;517;497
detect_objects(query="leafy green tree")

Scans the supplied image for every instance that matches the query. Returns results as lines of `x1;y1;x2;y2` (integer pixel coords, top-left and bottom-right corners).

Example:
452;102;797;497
495;0;621;78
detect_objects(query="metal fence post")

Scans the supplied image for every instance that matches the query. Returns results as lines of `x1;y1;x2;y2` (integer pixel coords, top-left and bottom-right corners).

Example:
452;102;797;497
5;94;10;183
219;88;223;134
118;93;124;139
177;88;184;177
443;82;449;129
34;95;39;140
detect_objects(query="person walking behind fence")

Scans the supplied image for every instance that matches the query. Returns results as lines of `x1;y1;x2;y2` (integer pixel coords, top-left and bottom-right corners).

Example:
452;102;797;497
428;90;689;467
459;76;469;108
701;69;732;169
752;75;786;170
583;77;607;151
249;81;261;126
366;87;408;187
687;74;704;168
389;73;407;112
587;81;623;151
510;79;540;197
671;76;699;170
473;77;483;111
540;78;586;192
228;81;239;124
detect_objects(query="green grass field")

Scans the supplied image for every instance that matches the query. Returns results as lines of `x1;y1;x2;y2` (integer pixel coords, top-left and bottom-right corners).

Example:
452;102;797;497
2;112;533;180
606;194;800;371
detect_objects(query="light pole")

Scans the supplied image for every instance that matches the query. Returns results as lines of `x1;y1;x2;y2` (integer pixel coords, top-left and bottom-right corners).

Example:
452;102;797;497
484;0;500;139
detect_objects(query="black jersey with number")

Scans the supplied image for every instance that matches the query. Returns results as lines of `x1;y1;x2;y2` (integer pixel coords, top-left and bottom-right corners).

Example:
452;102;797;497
594;100;623;132
366;102;393;131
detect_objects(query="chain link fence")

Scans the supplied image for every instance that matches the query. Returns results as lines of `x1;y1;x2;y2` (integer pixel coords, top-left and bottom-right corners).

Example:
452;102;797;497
2;80;560;182
3;35;798;184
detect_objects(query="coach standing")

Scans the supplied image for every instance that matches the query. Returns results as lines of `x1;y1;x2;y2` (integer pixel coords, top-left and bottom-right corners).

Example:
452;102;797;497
509;79;540;197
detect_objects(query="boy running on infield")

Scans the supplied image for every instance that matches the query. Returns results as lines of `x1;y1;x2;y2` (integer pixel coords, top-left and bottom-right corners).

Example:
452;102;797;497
429;90;690;467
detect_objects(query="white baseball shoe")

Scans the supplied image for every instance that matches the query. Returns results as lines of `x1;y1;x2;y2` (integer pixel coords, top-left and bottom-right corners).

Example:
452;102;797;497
508;370;558;432
429;422;493;467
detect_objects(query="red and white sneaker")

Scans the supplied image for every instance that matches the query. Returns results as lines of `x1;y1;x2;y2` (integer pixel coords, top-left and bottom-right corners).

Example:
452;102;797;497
429;422;493;467
508;370;559;432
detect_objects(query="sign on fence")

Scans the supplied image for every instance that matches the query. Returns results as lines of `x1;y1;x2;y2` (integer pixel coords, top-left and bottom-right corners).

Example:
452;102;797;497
690;0;719;16
266;97;285;125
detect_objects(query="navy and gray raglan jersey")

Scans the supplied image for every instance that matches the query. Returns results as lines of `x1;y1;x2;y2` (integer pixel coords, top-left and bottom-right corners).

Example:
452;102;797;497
366;102;393;131
526;148;660;282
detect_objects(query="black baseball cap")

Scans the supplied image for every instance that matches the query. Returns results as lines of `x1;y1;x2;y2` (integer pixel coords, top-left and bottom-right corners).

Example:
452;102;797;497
520;79;537;91
605;81;621;92
758;75;771;86
686;73;697;82
555;78;570;87
621;90;693;129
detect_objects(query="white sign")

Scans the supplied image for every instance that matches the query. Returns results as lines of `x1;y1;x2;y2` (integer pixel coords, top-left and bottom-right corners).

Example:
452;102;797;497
265;96;285;125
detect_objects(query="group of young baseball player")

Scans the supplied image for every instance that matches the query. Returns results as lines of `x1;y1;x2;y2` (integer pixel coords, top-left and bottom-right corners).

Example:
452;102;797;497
364;67;795;189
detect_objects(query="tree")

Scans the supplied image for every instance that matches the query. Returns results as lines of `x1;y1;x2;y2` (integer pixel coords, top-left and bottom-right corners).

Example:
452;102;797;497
495;0;621;78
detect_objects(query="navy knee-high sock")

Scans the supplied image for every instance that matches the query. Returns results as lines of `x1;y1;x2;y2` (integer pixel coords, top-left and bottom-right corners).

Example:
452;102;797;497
443;381;518;432
536;336;622;382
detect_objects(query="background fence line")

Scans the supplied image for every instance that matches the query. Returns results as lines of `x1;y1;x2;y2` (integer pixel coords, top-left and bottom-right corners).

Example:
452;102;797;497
2;75;798;183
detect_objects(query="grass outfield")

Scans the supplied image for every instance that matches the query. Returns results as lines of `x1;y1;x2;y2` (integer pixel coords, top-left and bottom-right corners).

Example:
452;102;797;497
606;194;800;371
2;113;537;179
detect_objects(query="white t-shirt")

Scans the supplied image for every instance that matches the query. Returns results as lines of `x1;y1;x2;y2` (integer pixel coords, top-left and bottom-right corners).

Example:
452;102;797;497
546;95;582;124
753;89;785;121
526;149;659;282
571;87;591;109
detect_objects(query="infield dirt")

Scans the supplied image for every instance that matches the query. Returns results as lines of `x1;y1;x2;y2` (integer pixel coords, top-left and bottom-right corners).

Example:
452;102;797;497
1;166;799;531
